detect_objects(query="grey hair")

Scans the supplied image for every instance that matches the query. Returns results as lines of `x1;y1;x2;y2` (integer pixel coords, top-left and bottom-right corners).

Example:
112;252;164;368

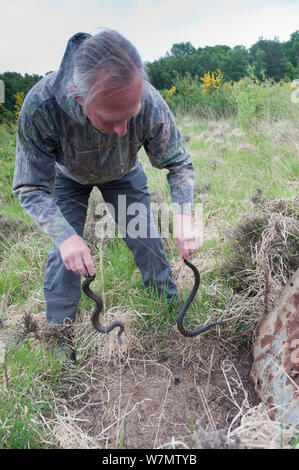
72;29;148;113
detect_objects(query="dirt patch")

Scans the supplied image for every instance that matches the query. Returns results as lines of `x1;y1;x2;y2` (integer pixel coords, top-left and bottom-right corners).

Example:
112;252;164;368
49;194;298;449
0;215;35;244
51;323;258;449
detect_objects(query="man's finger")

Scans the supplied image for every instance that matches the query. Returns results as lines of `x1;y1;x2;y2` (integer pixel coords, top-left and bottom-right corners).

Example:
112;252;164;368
83;255;95;276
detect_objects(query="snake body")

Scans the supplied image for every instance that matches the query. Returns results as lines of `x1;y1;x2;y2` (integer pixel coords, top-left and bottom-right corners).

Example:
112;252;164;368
177;259;226;337
82;274;125;345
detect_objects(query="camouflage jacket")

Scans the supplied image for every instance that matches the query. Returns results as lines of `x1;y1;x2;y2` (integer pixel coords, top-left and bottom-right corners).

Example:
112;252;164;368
13;33;194;248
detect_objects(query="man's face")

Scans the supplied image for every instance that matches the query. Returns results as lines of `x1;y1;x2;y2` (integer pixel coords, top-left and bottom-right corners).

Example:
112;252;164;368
85;71;142;136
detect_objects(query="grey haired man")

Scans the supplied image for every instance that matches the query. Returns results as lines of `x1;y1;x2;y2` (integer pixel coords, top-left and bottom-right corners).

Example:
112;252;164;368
13;29;201;330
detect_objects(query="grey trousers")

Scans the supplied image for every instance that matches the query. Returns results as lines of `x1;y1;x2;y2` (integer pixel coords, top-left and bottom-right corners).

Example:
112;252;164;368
44;162;178;324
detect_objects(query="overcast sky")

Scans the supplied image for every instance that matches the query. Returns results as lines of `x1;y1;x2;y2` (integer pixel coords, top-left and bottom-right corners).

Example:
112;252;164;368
1;0;298;76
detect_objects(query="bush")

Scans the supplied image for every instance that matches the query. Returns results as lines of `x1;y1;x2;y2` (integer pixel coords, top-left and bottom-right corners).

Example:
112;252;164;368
161;70;294;125
0;123;17;201
231;75;292;127
161;71;236;119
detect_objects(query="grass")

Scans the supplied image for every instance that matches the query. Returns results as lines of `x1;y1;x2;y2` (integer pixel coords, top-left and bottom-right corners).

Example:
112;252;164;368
175;117;298;224
0;340;63;449
0;82;298;448
0;232;48;307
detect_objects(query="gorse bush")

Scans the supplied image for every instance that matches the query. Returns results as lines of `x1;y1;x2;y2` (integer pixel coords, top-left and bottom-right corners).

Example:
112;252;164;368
200;69;223;93
161;70;295;126
13;92;24;123
160;71;235;119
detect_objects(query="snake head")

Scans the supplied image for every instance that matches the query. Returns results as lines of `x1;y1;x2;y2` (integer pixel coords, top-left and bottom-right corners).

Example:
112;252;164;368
84;273;96;282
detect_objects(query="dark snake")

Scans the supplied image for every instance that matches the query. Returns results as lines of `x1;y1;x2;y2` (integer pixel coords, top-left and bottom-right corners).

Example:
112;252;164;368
176;259;227;337
82;259;226;344
82;274;125;345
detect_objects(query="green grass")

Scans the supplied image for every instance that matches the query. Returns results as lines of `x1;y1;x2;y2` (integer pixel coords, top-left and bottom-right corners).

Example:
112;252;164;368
0;79;298;448
0;233;48;306
175;114;298;225
0;196;33;222
0;341;63;449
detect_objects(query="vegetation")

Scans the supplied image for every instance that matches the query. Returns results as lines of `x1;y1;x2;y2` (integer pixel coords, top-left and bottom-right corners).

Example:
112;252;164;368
0;36;298;448
147;30;299;90
0;30;298;125
0;72;42;124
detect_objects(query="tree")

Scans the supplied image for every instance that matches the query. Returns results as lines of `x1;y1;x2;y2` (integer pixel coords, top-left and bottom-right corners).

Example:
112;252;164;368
283;30;299;75
0;72;42;124
170;42;196;57
250;39;287;81
253;47;267;80
222;46;249;81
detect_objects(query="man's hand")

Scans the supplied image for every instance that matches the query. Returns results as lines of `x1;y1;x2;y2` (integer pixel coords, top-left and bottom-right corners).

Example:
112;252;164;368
173;213;202;259
59;234;95;276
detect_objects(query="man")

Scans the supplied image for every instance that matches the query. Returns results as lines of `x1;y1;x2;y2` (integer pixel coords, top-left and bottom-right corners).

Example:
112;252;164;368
13;29;201;336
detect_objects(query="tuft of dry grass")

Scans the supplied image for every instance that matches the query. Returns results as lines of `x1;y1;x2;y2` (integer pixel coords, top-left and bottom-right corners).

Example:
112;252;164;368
218;194;298;343
193;359;299;449
229;403;299;449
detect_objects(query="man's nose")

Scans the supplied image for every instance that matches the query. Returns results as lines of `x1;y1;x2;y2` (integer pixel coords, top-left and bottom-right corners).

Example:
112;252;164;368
113;121;128;136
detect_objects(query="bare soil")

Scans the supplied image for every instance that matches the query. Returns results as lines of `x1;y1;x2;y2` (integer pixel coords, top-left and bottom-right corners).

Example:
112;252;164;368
54;326;259;449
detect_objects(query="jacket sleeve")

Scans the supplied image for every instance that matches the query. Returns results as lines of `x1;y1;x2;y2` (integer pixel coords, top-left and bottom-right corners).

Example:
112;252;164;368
13;106;76;247
142;86;194;215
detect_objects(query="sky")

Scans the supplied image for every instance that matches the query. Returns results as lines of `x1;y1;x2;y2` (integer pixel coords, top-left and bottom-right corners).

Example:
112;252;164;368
1;0;298;76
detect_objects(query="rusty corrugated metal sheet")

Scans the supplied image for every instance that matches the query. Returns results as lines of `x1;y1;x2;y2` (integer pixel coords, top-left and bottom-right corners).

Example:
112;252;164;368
250;268;299;426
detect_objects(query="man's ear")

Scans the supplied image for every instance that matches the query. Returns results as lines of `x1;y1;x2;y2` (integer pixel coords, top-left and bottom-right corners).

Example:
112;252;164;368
69;83;83;104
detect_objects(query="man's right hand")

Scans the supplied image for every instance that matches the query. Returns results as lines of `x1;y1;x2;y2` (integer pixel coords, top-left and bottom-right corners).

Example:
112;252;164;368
60;234;95;277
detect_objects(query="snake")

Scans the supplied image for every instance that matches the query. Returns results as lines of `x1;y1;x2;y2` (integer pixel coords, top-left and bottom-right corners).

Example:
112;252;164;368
176;258;227;337
82;274;125;345
83;259;226;344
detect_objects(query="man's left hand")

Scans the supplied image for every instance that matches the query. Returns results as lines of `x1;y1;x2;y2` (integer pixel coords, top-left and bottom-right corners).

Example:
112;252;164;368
173;213;202;259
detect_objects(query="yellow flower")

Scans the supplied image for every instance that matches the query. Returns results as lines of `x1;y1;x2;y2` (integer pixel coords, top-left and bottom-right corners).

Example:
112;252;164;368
14;91;24;121
200;69;223;93
165;84;176;104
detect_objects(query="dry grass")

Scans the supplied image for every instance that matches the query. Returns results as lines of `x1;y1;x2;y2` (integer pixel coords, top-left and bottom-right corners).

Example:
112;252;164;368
1;114;299;449
2;190;298;449
42;323;256;449
219;194;298;343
